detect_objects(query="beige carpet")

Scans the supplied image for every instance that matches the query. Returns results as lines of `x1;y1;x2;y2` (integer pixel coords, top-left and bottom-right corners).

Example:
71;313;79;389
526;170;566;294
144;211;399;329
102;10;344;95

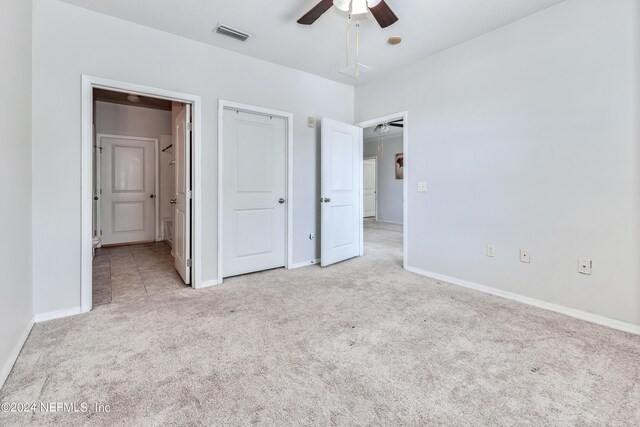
1;222;639;425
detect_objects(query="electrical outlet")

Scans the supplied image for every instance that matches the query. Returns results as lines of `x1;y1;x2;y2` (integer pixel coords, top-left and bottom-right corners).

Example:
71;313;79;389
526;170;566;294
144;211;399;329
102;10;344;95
487;245;495;257
520;249;530;263
578;259;592;275
417;181;427;193
307;117;316;128
309;233;315;241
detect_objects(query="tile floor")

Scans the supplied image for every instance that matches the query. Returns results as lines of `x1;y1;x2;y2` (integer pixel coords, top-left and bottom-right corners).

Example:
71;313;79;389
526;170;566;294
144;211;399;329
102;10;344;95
92;242;187;306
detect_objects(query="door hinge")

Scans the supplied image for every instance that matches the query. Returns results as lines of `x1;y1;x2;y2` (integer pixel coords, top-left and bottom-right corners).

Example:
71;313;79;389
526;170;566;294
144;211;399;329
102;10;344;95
100;229;102;236
187;123;192;132
187;190;192;199
187;259;192;267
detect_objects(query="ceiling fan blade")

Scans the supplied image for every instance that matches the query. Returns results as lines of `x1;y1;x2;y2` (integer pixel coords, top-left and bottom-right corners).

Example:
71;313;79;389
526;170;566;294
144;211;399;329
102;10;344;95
297;0;334;25
389;123;403;127
389;119;403;124
369;0;398;28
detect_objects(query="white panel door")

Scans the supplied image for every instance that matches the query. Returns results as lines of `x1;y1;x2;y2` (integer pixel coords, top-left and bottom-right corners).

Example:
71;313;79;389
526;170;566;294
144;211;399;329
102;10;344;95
223;108;286;278
174;104;191;284
321;118;363;267
363;158;377;218
100;136;156;245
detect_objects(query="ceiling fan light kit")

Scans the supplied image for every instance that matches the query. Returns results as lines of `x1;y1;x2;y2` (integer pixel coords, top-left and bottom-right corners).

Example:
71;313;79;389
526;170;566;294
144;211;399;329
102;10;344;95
298;0;399;79
298;0;398;28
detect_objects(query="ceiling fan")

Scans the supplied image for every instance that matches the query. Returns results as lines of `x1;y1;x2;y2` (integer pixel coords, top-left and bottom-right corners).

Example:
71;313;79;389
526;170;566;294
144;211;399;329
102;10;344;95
298;0;399;28
374;119;403;134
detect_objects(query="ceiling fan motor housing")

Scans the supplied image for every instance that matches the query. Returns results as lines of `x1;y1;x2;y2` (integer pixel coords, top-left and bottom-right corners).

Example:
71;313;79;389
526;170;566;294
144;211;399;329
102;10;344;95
333;0;383;14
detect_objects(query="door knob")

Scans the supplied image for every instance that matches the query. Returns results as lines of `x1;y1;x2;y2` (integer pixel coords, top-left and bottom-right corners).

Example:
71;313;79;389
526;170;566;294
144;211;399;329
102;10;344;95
278;198;285;204
323;198;331;203
149;194;155;199
170;199;177;204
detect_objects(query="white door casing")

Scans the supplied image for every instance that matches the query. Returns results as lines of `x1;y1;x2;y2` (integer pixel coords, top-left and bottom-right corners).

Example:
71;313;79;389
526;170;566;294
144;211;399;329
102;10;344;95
174;104;191;284
321;118;363;267
222;108;287;278
363;158;377;218
99;135;157;246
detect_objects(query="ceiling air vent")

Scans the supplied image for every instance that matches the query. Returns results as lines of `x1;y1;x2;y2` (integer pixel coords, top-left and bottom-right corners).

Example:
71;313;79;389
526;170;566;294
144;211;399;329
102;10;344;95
214;24;252;42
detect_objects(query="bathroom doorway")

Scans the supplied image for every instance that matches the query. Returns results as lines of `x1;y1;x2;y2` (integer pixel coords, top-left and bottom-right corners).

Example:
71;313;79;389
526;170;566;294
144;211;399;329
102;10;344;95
82;77;202;312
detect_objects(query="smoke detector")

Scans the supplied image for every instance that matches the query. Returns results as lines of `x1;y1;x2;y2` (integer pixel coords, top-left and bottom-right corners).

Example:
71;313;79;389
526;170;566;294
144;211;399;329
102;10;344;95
214;24;252;42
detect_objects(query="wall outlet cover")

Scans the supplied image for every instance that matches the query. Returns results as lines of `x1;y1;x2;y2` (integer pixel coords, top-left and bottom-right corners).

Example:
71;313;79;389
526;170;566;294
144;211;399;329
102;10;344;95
307;117;316;128
520;249;530;263
578;258;592;275
417;181;427;193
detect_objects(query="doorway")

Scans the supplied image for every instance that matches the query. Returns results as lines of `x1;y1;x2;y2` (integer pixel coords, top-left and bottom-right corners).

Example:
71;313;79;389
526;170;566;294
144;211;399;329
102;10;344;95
217;101;293;282
356;113;408;269
81;76;203;313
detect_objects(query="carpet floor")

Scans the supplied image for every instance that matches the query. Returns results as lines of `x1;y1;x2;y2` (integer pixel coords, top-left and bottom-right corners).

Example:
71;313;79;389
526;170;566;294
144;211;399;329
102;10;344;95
1;222;639;425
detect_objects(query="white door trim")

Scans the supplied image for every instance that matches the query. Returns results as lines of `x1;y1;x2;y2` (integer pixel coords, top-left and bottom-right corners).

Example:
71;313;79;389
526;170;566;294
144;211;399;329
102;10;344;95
82;75;203;313
217;100;294;284
96;134;159;244
363;156;378;221
355;112;408;269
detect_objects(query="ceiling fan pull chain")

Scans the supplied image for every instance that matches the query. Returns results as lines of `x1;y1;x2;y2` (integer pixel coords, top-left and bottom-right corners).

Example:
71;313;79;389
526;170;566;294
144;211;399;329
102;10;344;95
355;20;360;78
346;14;351;68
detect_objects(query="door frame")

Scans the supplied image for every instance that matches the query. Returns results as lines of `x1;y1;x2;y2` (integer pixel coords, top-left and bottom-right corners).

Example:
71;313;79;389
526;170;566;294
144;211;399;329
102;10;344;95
217;100;294;283
355;112;408;270
95;134;160;246
81;75;203;313
363;156;378;221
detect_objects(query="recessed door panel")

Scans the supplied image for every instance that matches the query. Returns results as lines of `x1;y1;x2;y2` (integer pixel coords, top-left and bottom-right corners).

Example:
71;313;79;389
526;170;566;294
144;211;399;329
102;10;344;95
113;146;145;192
236;209;274;257
330;205;354;248
113;202;145;232
237;122;274;193
223;109;286;278
330;133;355;191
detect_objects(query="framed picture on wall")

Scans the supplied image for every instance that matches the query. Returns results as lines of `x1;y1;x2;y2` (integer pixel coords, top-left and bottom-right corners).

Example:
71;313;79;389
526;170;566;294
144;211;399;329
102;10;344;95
395;153;404;180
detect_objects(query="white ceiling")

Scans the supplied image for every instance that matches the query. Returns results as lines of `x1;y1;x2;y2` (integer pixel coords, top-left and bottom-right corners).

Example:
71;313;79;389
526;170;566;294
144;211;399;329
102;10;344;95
59;0;565;85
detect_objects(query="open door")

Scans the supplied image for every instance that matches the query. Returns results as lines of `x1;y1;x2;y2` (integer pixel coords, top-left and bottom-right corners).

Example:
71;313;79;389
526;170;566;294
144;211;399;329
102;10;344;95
173;104;191;284
321;118;363;267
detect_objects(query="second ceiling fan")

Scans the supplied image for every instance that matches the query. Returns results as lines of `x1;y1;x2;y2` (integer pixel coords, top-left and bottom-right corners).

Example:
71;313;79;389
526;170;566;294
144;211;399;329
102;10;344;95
298;0;398;28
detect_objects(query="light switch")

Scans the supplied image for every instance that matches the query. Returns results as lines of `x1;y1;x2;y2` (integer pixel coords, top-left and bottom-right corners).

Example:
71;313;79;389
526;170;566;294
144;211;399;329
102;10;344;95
487;245;495;257
417;181;427;193
307;117;316;128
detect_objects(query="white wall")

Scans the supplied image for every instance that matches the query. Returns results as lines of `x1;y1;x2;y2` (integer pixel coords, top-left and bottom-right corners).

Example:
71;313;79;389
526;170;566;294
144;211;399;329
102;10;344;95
364;135;403;224
0;0;33;386
356;0;640;325
95;101;171;140
32;0;354;315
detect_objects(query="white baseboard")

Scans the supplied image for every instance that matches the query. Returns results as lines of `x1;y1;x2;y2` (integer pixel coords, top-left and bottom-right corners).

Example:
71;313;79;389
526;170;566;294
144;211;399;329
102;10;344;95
196;279;221;289
406;266;640;336
1;318;34;390
34;306;82;323
290;259;320;269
